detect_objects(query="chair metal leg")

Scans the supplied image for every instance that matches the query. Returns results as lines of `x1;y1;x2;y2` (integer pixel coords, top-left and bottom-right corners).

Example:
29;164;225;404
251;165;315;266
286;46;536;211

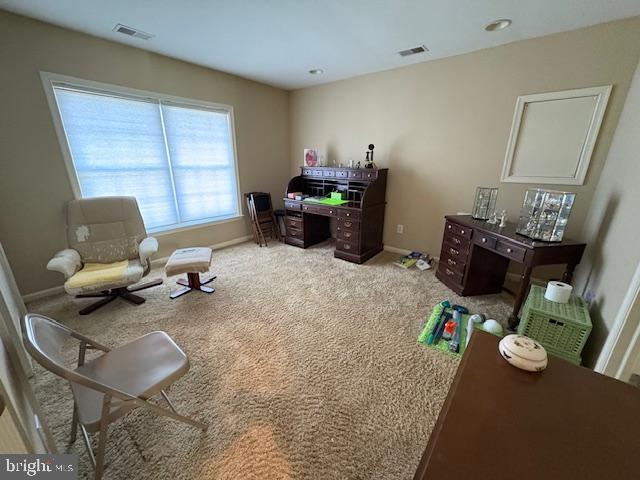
79;424;96;469
69;403;78;445
94;396;111;480
160;390;177;414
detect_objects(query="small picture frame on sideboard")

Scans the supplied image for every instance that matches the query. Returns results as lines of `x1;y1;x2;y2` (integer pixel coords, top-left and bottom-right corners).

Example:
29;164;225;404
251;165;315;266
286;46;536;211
304;148;318;167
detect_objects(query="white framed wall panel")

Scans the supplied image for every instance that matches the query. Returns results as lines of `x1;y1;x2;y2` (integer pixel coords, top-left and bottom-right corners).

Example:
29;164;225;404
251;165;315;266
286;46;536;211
501;86;611;185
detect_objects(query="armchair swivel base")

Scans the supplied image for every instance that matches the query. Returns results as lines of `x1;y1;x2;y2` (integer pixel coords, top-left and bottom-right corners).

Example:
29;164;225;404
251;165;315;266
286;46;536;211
76;279;163;315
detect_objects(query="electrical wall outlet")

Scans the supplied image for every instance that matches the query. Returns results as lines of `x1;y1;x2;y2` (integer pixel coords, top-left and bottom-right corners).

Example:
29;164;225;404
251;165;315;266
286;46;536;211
397;224;404;234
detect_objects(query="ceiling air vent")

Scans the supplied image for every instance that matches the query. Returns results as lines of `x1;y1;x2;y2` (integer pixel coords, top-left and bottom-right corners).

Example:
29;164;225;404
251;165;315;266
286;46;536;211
113;24;155;40
398;45;429;57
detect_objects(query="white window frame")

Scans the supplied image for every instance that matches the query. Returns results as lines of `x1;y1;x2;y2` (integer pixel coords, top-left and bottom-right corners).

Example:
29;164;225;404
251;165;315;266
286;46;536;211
40;71;243;235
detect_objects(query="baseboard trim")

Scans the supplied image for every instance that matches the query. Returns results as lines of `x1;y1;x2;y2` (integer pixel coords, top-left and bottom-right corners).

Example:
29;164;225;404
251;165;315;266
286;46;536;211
149;235;253;268
383;245;412;255
22;285;65;304
23;235;253;303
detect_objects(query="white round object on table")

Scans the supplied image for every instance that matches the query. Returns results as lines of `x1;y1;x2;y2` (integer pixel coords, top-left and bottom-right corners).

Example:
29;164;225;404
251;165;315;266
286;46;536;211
482;319;503;335
499;334;548;372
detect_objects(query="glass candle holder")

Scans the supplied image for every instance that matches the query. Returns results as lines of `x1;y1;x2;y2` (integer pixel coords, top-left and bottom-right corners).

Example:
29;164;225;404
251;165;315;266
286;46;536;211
516;189;576;242
471;187;498;220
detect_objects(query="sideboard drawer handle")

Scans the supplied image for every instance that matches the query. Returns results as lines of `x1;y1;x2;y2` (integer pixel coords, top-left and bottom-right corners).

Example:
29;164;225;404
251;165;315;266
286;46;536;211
507;247;513;253
461;229;465;235
446;268;454;276
482;237;487;243
344;232;351;238
329;210;333;214
447;258;456;266
344;221;352;228
453;238;461;244
346;213;350;217
449;248;458;256
448;225;452;229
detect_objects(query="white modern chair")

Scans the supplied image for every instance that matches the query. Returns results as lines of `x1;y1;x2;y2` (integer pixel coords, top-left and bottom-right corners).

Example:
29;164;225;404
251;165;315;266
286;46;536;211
47;196;162;315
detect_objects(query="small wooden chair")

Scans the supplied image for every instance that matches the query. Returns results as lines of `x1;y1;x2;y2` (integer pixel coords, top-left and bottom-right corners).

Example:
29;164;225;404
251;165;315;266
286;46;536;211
245;192;281;247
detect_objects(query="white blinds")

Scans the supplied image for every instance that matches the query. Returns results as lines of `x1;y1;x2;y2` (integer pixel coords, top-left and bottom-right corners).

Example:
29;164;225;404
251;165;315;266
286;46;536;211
53;85;239;231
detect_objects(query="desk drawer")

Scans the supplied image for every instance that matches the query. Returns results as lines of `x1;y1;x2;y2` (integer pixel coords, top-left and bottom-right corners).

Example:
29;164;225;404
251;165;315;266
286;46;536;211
438;264;464;285
362;170;378;180
302;168;313;176
338;229;359;244
496;240;526;262
322;206;338;217
322;169;336;177
286;227;303;239
302;204;320;214
440;252;465;275
285;201;301;211
444;232;470;251
336;240;358;253
312;170;324;177
456;224;472;239
336;170;349;178
443;244;467;260
286;216;302;229
445;221;472;239
339;218;360;230
338;209;361;221
474;232;498;249
348;170;362;179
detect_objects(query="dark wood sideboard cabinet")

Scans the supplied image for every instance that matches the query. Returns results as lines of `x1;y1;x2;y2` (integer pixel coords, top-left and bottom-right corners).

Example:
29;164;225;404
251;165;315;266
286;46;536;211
283;167;388;264
436;215;586;328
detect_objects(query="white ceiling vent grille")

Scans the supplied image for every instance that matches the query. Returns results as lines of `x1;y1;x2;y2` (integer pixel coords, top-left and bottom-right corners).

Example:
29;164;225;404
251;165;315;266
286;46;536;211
113;24;155;40
398;45;429;57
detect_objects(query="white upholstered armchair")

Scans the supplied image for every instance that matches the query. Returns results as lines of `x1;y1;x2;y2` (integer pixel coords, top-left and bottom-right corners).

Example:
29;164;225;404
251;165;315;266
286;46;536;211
47;196;162;315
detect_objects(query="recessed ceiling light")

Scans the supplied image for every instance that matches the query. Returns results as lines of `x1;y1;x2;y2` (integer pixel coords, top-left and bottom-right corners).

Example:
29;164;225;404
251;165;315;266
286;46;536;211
485;19;512;32
308;69;324;75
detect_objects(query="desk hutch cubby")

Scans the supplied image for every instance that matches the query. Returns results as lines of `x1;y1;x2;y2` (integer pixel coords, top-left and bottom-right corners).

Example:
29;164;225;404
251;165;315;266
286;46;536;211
283;167;388;264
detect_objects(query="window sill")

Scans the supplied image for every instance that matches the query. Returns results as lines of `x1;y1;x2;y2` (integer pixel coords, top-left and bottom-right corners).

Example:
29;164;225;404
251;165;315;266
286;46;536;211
149;214;244;237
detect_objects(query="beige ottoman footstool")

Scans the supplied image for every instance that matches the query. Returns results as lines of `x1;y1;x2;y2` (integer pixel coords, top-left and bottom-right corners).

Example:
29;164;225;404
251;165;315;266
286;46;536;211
165;247;216;299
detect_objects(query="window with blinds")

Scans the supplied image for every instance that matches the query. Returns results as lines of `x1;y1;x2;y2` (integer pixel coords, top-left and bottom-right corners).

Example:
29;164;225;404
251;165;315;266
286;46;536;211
50;81;240;232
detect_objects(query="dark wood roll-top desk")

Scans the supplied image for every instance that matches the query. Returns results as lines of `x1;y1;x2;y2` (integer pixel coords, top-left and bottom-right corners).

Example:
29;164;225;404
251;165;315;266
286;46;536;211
283;167;388;264
436;215;586;329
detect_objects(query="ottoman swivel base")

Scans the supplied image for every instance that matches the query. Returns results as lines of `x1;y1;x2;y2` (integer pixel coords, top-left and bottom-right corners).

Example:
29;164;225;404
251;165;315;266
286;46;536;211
170;273;216;299
165;247;215;299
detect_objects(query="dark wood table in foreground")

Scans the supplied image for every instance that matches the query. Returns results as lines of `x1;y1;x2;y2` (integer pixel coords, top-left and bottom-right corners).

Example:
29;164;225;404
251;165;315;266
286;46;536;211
413;331;640;480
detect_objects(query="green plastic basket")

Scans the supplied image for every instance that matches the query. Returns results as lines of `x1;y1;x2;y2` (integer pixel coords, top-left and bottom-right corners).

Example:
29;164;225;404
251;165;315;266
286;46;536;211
518;285;592;365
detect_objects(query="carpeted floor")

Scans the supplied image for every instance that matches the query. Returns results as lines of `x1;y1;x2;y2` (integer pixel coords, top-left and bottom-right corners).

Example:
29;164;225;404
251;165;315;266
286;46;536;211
27;240;513;479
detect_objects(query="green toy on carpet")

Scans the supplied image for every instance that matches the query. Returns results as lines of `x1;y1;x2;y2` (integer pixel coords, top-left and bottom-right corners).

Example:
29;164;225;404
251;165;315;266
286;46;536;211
417;302;472;357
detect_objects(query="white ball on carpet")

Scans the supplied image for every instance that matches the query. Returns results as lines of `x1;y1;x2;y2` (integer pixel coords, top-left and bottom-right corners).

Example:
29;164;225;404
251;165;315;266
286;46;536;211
482;319;503;335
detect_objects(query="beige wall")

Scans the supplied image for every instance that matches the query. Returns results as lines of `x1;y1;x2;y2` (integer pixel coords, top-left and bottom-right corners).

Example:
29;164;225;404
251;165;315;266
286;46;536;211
289;17;640;278
574;58;640;369
0;11;290;295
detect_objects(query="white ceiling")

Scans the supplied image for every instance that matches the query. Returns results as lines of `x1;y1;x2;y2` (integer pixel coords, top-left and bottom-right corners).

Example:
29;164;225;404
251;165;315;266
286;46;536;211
2;0;640;90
